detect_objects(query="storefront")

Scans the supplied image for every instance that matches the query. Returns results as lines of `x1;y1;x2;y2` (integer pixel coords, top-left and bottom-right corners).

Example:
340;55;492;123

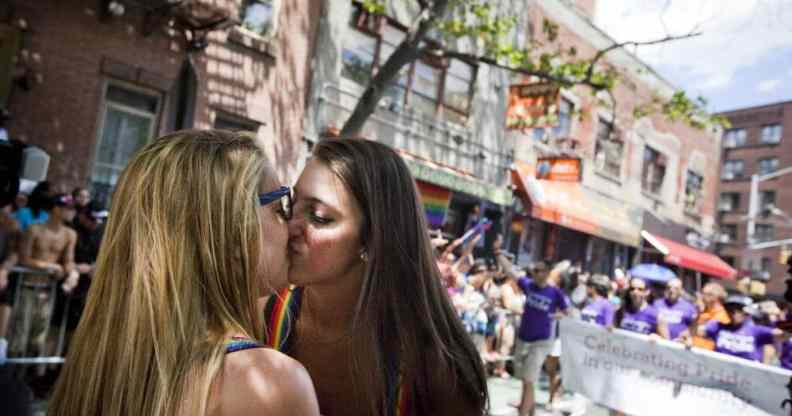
511;160;642;274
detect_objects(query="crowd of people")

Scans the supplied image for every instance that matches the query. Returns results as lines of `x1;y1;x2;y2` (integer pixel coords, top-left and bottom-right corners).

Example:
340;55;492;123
0;183;107;385
434;229;792;416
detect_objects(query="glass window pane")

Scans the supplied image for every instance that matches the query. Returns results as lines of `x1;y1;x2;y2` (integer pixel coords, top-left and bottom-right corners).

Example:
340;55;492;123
409;93;437;118
93;106;152;189
448;59;473;80
382;24;405;48
242;0;274;36
442;109;467;126
106;86;158;113
341;30;377;87
382;84;406;109
411;61;441;100
443;74;471;112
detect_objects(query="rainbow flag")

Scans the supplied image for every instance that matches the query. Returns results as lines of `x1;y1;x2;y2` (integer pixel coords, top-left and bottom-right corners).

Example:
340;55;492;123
416;181;451;228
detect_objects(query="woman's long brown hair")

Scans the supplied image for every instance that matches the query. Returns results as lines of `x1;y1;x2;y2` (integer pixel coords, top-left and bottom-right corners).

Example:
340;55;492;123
314;138;488;415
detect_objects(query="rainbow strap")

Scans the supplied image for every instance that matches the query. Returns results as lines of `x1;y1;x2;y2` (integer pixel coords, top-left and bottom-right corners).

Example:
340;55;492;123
264;286;410;416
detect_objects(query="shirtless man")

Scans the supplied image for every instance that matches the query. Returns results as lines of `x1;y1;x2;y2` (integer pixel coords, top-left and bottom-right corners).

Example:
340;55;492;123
11;194;78;358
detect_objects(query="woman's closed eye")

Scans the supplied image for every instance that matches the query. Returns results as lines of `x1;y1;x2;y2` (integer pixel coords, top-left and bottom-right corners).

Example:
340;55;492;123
309;210;332;225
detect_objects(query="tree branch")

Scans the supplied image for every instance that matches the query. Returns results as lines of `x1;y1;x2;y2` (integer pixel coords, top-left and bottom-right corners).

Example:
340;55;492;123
439;49;609;91
584;32;701;82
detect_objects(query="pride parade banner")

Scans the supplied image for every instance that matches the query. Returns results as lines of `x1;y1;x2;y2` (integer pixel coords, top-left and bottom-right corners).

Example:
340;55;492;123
559;319;792;416
416;180;451;228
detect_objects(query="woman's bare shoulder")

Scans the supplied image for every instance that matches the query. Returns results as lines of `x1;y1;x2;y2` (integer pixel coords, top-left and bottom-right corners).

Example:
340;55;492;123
213;348;319;416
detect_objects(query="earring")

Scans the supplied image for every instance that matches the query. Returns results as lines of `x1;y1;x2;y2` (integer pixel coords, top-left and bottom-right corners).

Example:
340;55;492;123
360;251;368;262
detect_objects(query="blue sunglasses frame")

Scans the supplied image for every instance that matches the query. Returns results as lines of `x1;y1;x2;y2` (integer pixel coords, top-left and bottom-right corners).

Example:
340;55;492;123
259;186;292;220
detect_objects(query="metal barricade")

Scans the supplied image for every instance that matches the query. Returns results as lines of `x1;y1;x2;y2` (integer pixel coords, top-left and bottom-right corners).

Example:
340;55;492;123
3;266;70;366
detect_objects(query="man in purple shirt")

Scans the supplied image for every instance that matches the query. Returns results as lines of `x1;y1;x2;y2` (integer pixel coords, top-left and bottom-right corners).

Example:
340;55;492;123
700;295;785;362
504;260;569;416
653;278;698;341
581;274;615;327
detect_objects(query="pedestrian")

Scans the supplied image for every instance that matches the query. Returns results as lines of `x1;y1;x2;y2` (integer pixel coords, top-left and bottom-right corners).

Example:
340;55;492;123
265;138;487;415
615;277;670;338
49;130;319;416
692;282;730;350
581;274;615;327
653;278;698;342
698;295;787;363
502;259;569;416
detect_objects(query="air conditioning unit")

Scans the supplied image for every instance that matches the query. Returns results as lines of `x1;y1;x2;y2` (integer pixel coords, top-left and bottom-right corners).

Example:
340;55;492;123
718;234;731;243
721;172;735;180
718;202;733;212
724;139;736;148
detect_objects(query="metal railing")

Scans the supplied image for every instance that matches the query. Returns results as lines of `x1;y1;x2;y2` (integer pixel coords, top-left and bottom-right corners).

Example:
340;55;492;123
2;266;71;366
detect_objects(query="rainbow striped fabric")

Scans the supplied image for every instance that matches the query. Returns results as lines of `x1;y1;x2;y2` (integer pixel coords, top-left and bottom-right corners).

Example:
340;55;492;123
264;286;411;416
416;181;452;228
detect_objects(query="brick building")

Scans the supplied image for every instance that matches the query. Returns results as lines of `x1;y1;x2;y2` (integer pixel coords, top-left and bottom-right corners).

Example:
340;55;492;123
1;0;319;203
715;100;792;296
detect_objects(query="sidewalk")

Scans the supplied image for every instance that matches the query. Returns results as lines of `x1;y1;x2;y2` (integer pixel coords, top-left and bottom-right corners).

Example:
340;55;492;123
487;376;609;416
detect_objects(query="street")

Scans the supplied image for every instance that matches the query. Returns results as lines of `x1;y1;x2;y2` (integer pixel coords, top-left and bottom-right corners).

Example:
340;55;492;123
487;376;609;416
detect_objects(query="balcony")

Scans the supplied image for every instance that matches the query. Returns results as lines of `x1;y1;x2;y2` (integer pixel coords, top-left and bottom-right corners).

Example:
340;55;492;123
315;82;512;188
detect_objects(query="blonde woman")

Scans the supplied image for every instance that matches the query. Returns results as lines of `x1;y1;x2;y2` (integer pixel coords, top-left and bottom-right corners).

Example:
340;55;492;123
50;131;319;416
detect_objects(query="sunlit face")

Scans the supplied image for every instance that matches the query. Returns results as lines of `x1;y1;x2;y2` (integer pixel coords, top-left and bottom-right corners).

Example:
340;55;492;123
665;280;682;303
701;287;719;307
257;166;290;292
287;159;365;287
628;279;648;306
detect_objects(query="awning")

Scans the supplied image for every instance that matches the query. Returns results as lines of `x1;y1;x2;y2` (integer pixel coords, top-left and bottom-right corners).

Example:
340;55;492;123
511;160;643;247
641;231;737;280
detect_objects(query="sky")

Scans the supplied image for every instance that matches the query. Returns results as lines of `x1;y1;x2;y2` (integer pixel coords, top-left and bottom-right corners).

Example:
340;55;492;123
594;0;792;113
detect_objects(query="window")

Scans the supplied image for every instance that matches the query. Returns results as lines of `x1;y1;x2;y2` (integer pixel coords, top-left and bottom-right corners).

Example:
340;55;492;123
642;146;666;195
594;118;622;178
755;224;774;242
721;224;737;242
341;4;476;123
533;98;573;141
758;157;779;175
723;128;746;148
722;256;736;266
760;190;776;211
683;171;703;213
719;192;740;212
722;160;744;179
760;124;782;144
91;84;160;206
761;257;772;272
241;0;276;37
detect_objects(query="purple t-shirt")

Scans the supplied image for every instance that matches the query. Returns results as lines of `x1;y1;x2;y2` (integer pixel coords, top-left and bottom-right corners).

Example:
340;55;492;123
517;277;568;342
705;320;774;362
780;340;792;370
619;305;660;335
581;298;615;327
653;298;698;340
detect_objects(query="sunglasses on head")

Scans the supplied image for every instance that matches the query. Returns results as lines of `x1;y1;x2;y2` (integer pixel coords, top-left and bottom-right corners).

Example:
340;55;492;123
259;186;292;220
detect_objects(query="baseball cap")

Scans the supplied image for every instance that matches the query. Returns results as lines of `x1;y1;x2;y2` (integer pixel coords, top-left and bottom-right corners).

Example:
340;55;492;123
724;295;753;312
51;193;75;208
589;274;611;290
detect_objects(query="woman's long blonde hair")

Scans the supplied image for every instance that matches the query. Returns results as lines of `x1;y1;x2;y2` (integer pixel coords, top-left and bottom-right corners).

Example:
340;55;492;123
50;130;270;415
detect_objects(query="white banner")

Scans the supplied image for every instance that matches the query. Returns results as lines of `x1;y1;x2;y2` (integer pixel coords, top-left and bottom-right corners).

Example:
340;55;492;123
560;318;792;416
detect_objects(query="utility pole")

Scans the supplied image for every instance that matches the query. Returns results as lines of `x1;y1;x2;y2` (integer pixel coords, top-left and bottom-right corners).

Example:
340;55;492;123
746;166;792;280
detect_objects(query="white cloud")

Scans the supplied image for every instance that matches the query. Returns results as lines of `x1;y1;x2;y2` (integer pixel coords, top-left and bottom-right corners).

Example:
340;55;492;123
595;0;792;93
757;79;781;93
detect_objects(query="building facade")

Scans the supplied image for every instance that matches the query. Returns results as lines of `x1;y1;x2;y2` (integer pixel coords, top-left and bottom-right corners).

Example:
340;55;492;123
715;101;792;296
1;0;319;203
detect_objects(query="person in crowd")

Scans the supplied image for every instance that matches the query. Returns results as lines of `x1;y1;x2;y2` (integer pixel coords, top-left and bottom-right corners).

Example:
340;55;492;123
10;194;79;366
50;130;319;416
50;201;107;355
266;138;487;415
615;277;670;339
13;181;51;232
692;282;730;350
581;274;615;327
70;187;91;229
653;278;698;342
500;259;569;416
698;295;787;363
12;192;27;214
0;205;20;344
481;261;517;378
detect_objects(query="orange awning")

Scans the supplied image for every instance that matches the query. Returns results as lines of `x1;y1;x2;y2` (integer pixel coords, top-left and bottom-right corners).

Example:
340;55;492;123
511;161;642;247
642;231;737;280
